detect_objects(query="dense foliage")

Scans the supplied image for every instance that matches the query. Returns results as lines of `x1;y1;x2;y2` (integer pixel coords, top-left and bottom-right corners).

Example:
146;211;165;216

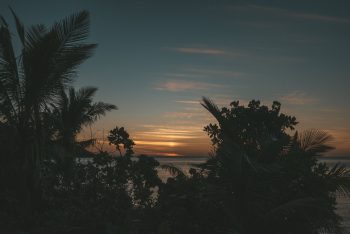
1;153;161;233
149;99;350;234
198;99;347;233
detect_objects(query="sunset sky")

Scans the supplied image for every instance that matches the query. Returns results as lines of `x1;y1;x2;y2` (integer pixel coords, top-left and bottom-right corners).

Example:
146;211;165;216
1;0;349;156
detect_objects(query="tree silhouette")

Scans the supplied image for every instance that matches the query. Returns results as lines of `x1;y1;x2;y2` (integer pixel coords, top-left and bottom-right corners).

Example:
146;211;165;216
51;87;116;156
198;97;350;233
108;126;135;156
0;9;96;204
154;98;350;234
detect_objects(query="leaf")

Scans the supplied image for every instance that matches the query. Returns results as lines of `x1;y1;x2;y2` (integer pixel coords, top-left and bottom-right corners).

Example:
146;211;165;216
9;7;25;46
298;129;334;156
161;164;186;178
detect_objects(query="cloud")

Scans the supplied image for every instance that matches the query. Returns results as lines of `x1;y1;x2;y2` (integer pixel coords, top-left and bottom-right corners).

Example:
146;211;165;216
246;4;350;23
165;47;246;58
281;91;317;105
164;73;204;78
163;111;209;119
168;47;230;56
132;124;211;156
163;112;197;119
166;45;304;64
186;68;245;78
134;140;183;147
155;80;223;92
175;100;200;105
134;125;208;143
289;13;350;23
139;125;205;133
160;68;245;83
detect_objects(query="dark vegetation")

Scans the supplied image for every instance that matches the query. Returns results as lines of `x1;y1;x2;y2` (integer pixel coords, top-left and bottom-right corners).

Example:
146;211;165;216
1;10;350;234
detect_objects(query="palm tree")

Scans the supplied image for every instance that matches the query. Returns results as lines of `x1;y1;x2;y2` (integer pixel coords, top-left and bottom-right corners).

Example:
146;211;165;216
0;9;96;202
51;86;117;156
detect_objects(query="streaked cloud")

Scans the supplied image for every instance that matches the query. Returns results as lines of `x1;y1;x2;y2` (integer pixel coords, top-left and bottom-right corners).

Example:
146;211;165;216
134;146;184;157
186;68;245;78
163;112;198;119
175;100;200;105
289;13;350;23
134;140;182;147
166;45;304;64
281;91;317;105
133;124;211;156
156;153;182;157
155;80;223;92
164;69;245;79
168;47;231;56
134;126;205;141
137;133;196;139
246;4;350;23
164;73;205;78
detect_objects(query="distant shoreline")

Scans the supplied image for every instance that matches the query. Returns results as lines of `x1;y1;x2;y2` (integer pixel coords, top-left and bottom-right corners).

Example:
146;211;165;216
77;154;350;160
150;155;350;160
150;155;209;159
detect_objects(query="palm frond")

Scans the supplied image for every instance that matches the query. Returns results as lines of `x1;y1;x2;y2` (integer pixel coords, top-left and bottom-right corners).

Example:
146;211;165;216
298;129;334;156
161;164;186;178
0;15;8;27
9;8;25;46
51;86;116;154
201;97;222;122
24;24;47;52
0;18;21;123
48;11;96;86
23;11;96;108
52;11;90;47
327;163;350;196
75;86;97;101
87;102;117;121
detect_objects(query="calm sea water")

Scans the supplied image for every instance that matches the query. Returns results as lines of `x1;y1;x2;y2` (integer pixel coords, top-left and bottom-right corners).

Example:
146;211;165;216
156;156;350;233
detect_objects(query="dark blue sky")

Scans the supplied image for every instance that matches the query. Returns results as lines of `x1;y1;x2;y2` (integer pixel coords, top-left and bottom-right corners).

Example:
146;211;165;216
1;0;349;156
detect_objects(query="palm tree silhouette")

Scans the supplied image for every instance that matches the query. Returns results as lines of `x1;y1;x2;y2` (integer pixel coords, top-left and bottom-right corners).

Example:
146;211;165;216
51;87;116;156
0;9;96;203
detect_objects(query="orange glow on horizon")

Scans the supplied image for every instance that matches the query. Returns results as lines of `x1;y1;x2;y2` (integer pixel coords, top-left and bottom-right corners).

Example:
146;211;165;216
152;152;182;157
80;118;350;157
134;140;182;147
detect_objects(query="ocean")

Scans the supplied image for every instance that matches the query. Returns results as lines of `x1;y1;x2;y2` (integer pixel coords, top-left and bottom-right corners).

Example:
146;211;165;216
156;156;350;233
